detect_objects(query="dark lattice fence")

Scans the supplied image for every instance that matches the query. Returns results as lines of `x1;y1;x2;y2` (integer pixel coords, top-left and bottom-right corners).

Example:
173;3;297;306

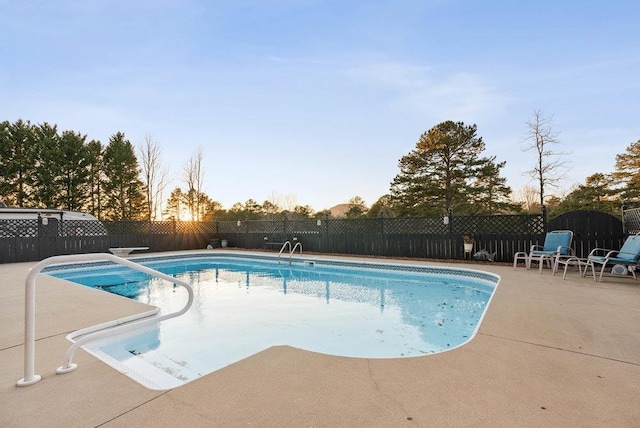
217;213;547;261
102;220;217;251
2;211;623;264
0;218;216;263
381;217;447;234
0;218;111;262
623;207;640;235
0;219;39;238
451;214;545;234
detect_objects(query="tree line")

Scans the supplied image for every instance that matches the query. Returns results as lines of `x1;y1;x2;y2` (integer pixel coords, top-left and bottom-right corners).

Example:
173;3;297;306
0;120;146;220
0;119;323;221
2;117;639;221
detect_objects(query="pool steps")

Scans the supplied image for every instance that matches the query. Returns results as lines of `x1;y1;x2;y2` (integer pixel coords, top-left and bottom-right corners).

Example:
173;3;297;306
130;348;202;388
16;253;194;387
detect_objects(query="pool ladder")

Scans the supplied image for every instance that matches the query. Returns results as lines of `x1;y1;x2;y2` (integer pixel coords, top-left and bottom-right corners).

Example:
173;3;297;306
17;253;194;387
278;240;302;264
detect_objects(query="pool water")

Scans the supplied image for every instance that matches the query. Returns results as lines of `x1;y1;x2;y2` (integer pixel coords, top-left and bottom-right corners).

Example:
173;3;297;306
45;254;499;390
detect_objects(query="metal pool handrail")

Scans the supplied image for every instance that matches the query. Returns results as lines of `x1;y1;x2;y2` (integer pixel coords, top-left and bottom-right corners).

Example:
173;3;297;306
290;241;303;262
16;253;194;387
277;240;292;259
277;240;303;264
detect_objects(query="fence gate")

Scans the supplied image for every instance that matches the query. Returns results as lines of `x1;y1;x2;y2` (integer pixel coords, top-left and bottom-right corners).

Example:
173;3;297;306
548;210;624;258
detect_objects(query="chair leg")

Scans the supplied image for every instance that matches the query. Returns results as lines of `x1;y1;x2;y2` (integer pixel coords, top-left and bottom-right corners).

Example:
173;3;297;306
629;266;637;280
560;257;581;279
583;261;594;279
513;253;521;270
513;252;528;270
598;264;607;282
577;261;584;277
562;261;570;280
538;256;544;274
586;261;597;281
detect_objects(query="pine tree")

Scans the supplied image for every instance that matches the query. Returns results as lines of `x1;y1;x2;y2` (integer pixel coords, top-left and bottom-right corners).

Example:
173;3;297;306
86;140;104;219
469;161;520;214
31;122;61;208
613;139;640;203
1;119;37;207
102;132;146;220
552;173;618;217
56;130;90;211
389;121;512;216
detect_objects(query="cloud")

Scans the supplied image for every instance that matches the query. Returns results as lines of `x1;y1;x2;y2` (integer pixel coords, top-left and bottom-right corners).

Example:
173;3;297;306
348;61;510;122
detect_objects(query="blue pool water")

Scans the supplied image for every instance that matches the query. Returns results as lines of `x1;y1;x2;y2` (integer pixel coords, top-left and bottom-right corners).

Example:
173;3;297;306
45;253;499;390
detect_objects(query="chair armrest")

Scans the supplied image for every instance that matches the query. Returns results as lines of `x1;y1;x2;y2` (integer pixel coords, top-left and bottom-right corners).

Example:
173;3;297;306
555;246;574;256
611;250;639;260
587;248;614;257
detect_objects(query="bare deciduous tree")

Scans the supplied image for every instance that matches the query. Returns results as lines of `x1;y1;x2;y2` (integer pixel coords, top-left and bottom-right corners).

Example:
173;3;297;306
522;110;569;209
138;135;169;221
265;191;283;212
281;193;299;212
183;146;205;221
514;184;540;212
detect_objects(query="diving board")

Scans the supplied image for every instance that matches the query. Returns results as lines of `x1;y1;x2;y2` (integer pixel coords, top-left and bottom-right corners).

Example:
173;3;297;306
108;247;149;257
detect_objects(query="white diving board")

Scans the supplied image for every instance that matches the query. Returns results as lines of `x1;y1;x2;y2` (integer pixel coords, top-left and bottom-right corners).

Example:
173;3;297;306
108;247;149;257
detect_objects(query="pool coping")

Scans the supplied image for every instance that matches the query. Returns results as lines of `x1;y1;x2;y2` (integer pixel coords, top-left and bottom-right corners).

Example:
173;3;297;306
2;249;640;426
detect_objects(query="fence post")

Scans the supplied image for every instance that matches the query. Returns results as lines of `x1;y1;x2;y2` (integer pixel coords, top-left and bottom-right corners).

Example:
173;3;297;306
447;209;453;258
37;213;42;260
323;215;329;253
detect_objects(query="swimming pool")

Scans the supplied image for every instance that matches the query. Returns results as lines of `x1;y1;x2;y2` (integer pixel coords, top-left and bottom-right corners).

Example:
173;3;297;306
45;253;499;390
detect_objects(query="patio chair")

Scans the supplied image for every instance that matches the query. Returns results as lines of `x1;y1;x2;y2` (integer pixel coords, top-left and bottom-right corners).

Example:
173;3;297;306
513;230;574;274
586;233;640;282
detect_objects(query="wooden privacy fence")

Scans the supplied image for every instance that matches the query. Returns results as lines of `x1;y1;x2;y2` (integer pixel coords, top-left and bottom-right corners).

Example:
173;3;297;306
0;220;216;263
223;211;623;261
0;210;626;264
549;210;624;258
220;214;544;261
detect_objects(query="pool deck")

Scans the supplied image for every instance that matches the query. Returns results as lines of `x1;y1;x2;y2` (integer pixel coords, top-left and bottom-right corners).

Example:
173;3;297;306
1;250;640;427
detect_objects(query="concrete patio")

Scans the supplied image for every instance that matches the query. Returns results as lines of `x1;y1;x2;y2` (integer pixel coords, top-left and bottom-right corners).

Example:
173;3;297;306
1;250;639;427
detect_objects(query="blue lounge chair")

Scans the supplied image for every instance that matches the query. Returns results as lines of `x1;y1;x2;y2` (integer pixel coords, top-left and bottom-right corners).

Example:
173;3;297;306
513;230;574;274
586;233;640;282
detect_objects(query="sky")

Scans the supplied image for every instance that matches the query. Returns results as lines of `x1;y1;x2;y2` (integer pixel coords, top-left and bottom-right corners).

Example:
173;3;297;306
1;0;639;212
